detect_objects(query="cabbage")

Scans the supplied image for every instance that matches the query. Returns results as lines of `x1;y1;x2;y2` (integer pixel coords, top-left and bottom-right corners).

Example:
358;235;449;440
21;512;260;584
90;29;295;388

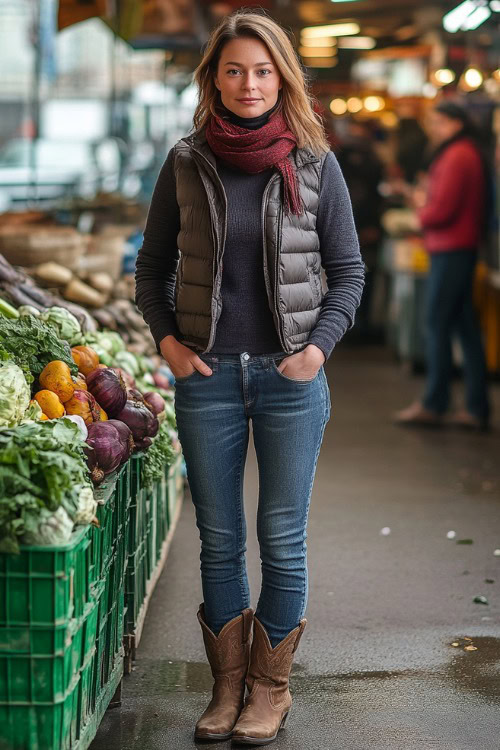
21;506;74;546
40;306;82;345
114;350;140;376
73;485;97;525
20;399;43;425
0;362;31;427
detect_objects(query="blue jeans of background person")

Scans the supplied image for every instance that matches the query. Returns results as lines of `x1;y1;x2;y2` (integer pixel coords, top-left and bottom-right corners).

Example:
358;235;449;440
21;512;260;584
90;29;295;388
422;249;490;421
174;351;331;648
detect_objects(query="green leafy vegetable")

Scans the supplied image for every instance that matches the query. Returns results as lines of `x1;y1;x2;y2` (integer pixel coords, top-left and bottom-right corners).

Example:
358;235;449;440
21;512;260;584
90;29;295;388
0;315;77;384
142;420;178;488
0;362;31;427
0;420;91;553
40;306;82;346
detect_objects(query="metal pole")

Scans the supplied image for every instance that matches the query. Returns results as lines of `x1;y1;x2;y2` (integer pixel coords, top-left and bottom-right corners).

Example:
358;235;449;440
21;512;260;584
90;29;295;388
29;0;42;204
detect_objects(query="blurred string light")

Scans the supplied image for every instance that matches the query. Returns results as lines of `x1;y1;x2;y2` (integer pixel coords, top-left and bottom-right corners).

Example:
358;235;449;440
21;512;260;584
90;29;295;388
330;98;348;115
299;46;336;57
301;23;360;38
338;36;376;49
363;95;385;112
299;37;336;47
459;66;484;89
347;96;363;112
422;82;438;98
443;1;491;32
490;0;500;10
431;68;456;86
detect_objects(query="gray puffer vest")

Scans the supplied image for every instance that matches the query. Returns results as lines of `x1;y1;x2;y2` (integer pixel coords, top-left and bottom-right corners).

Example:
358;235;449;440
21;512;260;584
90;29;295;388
173;127;328;353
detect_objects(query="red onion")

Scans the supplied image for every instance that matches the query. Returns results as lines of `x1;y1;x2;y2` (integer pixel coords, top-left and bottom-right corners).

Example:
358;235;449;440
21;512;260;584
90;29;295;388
113;367;135;389
86;367;127;418
153;372;170;390
127;388;146;404
134;436;153;451
107;419;134;461
143;391;165;416
84;422;128;485
116;400;159;442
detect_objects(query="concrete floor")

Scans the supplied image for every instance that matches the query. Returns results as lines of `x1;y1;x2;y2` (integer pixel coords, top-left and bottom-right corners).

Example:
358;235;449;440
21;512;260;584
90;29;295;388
92;345;500;750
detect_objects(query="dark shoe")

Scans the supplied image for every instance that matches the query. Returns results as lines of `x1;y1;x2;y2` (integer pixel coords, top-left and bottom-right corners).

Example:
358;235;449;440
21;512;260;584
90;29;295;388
195;603;254;741
393;401;443;428
448;410;490;432
231;616;306;746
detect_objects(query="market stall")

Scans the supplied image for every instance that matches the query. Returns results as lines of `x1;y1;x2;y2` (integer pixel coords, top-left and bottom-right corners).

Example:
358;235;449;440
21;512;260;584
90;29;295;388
0;247;184;750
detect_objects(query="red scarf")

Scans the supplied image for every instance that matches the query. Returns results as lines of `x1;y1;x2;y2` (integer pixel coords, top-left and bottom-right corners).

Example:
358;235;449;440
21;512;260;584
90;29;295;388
205;111;303;216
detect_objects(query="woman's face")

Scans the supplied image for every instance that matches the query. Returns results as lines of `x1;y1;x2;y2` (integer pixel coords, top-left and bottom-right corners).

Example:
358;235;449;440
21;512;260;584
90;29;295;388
214;36;282;118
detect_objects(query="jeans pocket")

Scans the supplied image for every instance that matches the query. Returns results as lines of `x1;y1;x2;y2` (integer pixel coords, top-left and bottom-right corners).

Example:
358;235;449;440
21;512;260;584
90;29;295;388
271;358;320;384
174;356;218;384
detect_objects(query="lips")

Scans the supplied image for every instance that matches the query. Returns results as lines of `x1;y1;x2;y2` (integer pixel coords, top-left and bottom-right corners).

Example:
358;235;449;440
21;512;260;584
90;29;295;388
237;99;261;103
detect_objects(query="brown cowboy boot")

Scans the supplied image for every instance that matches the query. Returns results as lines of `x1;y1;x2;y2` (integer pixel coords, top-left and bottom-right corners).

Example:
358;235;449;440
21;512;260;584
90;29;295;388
195;603;254;741
231;615;307;745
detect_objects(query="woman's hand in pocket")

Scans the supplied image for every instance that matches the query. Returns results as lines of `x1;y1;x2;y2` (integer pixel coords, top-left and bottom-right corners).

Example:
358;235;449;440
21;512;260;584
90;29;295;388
278;344;325;380
159;335;213;379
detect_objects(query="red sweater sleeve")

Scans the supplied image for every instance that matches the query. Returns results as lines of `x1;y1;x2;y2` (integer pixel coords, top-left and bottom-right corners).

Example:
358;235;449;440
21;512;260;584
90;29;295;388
418;143;474;230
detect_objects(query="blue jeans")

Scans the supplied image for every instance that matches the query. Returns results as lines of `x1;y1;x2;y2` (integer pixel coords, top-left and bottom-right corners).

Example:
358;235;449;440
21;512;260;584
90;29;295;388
174;351;331;648
422;250;490;421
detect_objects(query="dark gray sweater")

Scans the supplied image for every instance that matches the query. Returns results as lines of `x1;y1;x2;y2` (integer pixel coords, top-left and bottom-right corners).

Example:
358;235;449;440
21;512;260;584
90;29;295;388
135;126;365;360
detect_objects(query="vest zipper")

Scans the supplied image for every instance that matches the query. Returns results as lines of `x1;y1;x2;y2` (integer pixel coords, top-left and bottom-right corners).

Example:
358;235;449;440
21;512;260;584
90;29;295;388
190;147;228;353
261;173;287;352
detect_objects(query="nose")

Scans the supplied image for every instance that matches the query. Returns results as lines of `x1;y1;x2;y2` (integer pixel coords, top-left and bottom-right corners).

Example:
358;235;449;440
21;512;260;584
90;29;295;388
241;73;257;91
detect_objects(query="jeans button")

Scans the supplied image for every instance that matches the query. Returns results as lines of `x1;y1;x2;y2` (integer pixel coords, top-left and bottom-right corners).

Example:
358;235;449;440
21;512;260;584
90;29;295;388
242;352;250;361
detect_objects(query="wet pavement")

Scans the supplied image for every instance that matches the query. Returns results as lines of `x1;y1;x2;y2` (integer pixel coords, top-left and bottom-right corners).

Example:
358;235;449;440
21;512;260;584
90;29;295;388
92;345;500;750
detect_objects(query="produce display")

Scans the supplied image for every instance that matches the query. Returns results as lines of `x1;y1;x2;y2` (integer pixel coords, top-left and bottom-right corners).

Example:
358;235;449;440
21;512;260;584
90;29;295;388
0;251;181;554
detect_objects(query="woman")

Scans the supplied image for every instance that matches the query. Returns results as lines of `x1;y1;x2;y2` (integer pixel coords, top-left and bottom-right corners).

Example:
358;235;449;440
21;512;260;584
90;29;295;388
394;101;491;431
135;9;364;745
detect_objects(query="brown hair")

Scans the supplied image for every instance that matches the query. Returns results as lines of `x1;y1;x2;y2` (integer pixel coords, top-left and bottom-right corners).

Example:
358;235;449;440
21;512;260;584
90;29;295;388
192;9;330;155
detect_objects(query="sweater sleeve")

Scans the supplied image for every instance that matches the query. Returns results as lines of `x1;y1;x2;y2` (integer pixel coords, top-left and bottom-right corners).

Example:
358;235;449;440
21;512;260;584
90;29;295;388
134;148;181;354
418;145;471;229
307;150;366;361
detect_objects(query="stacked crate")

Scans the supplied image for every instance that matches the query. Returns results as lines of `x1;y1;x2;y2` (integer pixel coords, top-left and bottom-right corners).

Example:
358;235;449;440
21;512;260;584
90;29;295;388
0;453;183;750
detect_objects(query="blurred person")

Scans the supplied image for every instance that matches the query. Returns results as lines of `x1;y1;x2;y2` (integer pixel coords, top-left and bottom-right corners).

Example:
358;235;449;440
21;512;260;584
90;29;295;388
337;119;384;338
394;101;491;430
135;9;365;745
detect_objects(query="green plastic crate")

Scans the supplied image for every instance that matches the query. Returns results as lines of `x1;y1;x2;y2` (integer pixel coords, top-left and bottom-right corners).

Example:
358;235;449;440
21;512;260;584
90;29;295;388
0;670;80;750
0;528;92;629
0;588;101;706
125;541;148;633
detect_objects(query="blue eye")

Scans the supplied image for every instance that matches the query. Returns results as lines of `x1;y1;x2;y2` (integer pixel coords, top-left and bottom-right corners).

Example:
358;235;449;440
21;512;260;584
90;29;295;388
258;69;271;75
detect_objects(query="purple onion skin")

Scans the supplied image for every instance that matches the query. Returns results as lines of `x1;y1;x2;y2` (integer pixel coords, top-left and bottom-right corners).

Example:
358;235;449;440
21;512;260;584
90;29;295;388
107;419;134;461
112;368;136;389
143;391;165;416
85;422;127;483
86;368;127;418
134;436;153;452
116;400;157;442
127;388;145;404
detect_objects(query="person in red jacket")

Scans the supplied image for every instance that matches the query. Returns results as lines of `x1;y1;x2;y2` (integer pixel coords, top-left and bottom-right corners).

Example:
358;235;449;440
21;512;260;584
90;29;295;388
394;101;490;430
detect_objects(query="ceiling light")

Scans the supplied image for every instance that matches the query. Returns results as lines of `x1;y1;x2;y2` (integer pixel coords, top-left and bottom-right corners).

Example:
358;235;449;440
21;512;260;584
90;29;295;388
460;66;484;89
443;0;491;32
299;46;336;57
490;0;500;10
301;23;360;39
433;68;456;85
363;95;385;112
330;98;348;115
338;36;376;49
347;96;363;112
298;36;337;47
462;5;491;28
